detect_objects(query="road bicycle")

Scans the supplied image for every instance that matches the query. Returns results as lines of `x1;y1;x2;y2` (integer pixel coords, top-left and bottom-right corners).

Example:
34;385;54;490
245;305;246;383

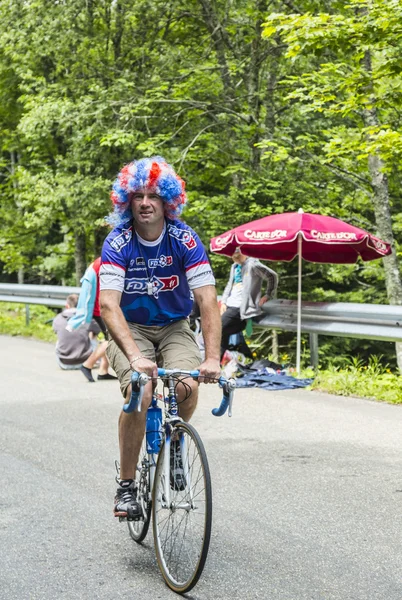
118;367;236;594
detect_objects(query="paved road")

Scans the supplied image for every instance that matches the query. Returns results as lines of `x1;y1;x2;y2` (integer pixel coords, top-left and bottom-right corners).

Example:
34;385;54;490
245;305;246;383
0;335;401;600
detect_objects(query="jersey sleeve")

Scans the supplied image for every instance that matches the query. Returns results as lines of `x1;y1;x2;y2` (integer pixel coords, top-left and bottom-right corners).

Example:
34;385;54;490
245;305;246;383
183;228;216;290
100;232;128;293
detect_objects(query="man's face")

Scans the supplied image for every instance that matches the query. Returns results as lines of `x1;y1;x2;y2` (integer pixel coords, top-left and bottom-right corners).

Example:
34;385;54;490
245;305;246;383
130;189;165;227
232;249;243;264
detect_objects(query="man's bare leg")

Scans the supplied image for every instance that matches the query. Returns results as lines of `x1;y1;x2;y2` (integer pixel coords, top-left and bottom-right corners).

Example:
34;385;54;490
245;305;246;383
80;341;110;382
83;340;108;370
98;355;110;376
176;379;198;422
118;383;152;480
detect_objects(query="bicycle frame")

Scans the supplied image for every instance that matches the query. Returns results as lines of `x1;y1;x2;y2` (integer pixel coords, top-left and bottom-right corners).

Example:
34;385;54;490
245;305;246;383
125;368;236;513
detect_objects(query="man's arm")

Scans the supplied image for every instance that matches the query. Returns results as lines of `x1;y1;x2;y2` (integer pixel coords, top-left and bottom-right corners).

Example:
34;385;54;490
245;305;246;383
100;289;157;376
52;313;61;334
252;261;278;302
193;285;221;382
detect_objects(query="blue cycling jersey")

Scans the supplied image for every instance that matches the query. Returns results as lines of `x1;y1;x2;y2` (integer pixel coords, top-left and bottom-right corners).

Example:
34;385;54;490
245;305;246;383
100;218;215;326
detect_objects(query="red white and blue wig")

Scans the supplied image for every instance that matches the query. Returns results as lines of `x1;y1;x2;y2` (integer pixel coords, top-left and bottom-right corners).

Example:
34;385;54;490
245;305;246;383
108;156;187;225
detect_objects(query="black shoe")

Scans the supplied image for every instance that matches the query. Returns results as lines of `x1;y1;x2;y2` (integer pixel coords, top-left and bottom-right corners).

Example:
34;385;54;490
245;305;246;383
170;440;187;491
114;479;142;520
80;365;95;382
97;373;118;380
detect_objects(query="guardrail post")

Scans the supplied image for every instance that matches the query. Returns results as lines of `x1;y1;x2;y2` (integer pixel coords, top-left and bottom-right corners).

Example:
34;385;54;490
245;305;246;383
25;304;30;326
309;333;319;369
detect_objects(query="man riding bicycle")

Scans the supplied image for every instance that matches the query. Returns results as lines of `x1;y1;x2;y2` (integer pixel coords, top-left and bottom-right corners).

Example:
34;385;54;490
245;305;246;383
99;156;221;520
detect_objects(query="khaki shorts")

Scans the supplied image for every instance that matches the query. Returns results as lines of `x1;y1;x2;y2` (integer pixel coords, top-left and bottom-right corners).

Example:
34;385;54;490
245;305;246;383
106;319;202;397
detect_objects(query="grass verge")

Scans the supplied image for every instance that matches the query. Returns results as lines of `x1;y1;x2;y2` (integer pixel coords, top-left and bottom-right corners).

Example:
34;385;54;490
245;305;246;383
305;355;402;404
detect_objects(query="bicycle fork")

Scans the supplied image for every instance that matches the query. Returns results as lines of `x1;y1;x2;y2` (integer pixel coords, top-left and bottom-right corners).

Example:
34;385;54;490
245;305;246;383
160;427;195;512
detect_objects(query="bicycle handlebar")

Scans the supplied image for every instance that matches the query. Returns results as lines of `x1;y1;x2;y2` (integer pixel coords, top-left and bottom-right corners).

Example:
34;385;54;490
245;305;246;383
123;368;236;417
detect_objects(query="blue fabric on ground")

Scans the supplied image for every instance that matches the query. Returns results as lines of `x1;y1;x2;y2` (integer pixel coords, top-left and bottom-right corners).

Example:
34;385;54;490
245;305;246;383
236;369;313;390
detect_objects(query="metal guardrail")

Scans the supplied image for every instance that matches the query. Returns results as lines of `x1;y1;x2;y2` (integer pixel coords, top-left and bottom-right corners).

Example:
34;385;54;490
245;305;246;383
257;299;402;366
0;283;81;324
1;284;402;366
0;283;81;302
258;299;402;342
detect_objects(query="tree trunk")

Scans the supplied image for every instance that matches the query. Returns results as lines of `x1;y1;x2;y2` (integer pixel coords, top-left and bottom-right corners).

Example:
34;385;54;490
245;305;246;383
265;39;282;139
365;153;402;306
248;1;268;170
10;150;25;281
94;227;106;258
113;0;125;61
197;0;233;98
363;50;402;370
74;231;87;285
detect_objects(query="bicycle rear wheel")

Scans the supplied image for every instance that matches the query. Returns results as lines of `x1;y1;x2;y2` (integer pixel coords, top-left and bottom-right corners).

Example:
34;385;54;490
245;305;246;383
128;437;152;543
152;422;212;593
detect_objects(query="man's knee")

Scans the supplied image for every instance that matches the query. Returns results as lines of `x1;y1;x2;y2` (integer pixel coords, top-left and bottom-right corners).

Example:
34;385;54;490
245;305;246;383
177;379;198;409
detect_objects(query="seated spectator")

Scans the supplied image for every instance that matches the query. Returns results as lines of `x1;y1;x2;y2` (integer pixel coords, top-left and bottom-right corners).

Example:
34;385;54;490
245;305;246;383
66;257;116;382
53;294;116;382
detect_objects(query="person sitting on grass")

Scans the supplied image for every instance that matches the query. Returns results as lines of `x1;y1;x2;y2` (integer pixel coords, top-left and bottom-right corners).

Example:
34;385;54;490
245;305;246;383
66;257;117;382
53;294;116;382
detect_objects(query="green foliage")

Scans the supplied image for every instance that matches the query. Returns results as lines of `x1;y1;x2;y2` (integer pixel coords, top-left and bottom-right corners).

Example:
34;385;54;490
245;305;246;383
261;0;402;167
0;303;57;342
311;354;402;404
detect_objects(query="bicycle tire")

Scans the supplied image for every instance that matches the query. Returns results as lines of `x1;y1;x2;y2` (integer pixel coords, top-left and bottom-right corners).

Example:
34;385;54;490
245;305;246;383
152;422;212;593
128;437;152;543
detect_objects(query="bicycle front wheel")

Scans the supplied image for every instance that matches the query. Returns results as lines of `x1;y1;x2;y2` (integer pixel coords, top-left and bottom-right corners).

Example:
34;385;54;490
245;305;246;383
152;422;212;594
128;437;152;543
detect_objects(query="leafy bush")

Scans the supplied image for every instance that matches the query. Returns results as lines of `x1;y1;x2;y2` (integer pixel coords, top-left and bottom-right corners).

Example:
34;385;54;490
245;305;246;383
0;303;57;343
310;355;402;404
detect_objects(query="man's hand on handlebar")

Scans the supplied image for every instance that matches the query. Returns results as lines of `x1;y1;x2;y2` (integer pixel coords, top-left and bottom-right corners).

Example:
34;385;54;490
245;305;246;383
131;356;158;379
198;357;221;384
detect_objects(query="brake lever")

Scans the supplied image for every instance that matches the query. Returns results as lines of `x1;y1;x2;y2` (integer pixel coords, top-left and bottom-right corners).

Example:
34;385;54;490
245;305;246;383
211;377;236;417
123;371;149;413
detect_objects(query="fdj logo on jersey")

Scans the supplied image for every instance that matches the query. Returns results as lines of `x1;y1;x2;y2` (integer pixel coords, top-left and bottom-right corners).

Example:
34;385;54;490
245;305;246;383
125;279;148;294
110;227;133;252
167;225;197;250
125;276;179;298
149;255;173;268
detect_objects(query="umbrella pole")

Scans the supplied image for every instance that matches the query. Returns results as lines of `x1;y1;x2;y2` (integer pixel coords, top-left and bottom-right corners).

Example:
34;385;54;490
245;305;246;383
296;233;302;375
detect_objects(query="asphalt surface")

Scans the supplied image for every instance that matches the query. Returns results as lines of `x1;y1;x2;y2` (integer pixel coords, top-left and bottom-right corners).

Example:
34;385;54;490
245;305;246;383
0;335;401;600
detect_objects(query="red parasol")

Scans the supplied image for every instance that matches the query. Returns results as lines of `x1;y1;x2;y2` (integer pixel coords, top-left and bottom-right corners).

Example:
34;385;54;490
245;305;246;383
210;210;391;372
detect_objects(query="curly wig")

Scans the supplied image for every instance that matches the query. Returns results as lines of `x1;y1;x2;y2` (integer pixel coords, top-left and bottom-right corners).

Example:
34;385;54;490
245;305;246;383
107;156;187;225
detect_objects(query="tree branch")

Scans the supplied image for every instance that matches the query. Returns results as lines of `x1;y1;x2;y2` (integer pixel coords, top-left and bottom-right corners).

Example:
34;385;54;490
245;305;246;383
280;0;304;15
178;123;216;170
